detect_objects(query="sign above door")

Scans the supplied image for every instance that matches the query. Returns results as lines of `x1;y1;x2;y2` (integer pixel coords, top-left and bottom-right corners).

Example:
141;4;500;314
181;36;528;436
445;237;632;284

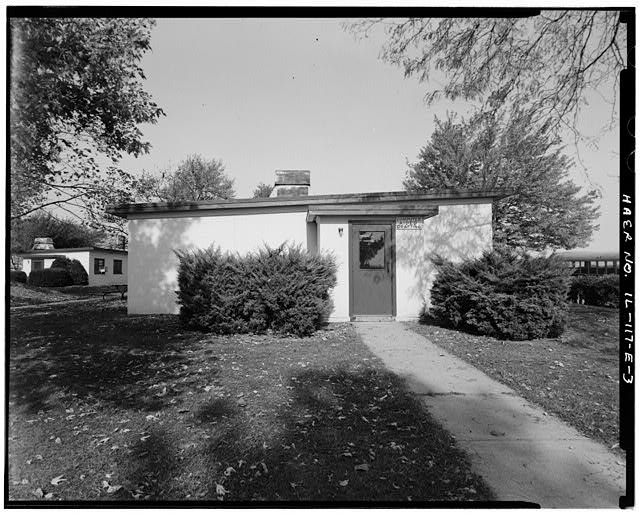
396;217;424;230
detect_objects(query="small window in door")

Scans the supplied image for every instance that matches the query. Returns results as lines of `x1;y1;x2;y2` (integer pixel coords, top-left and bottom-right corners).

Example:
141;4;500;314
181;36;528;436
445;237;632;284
32;259;44;271
113;259;123;275
359;231;385;269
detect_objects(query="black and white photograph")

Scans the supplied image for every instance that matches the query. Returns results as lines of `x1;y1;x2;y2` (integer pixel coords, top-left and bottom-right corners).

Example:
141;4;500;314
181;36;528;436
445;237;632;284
6;5;634;508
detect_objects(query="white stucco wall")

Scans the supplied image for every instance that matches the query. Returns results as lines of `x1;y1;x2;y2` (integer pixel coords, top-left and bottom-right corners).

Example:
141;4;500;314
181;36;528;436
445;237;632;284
72;253;91;281
87;251;128;286
316;217;350;322
126;201;493;320
127;209;309;314
395;202;493;320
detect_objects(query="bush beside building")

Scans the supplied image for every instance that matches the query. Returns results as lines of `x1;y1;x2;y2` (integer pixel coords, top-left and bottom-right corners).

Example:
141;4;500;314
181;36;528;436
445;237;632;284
427;249;572;340
176;243;337;337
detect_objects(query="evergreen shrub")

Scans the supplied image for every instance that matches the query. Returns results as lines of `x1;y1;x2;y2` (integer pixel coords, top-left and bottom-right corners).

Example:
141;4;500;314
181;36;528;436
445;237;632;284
176;243;337;337
428;248;572;340
10;270;27;283
569;274;619;307
51;257;89;285
28;268;73;287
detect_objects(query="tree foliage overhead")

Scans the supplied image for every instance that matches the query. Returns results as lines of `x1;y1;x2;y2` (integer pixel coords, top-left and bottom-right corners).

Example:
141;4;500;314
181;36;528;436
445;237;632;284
403;110;599;251
10;17;164;229
137;155;236;202
348;11;626;134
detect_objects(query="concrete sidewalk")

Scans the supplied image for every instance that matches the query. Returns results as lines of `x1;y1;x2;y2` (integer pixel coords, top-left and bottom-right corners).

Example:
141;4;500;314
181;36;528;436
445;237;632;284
355;322;626;508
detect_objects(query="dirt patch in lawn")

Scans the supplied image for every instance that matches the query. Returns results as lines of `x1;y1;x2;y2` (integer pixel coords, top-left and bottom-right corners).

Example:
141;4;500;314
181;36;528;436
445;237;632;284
407;304;621;453
8;302;493;504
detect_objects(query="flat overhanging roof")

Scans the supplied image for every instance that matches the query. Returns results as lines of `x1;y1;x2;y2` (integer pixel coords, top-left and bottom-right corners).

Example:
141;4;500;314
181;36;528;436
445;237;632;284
106;189;511;218
16;247;128;256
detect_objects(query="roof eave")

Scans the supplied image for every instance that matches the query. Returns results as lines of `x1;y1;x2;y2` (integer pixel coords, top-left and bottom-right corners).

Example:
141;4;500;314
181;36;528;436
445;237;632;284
15;247;128;256
106;189;512;218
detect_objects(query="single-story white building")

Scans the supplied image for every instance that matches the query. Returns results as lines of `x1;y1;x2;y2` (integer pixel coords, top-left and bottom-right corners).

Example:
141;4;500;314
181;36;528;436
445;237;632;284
18;246;128;287
107;170;507;321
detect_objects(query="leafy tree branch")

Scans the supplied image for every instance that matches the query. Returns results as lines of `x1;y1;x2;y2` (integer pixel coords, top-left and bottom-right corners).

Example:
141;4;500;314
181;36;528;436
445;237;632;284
10;17;164;234
346;11;626;135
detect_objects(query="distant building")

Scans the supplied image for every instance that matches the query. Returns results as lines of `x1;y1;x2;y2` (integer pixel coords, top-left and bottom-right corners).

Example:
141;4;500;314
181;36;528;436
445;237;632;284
556;249;620;275
17;239;128;286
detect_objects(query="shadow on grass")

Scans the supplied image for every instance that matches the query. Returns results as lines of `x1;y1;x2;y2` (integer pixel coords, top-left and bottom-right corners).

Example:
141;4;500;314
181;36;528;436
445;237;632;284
9;303;210;414
10;303;494;502
124;367;494;502
125;428;180;500
195;398;237;424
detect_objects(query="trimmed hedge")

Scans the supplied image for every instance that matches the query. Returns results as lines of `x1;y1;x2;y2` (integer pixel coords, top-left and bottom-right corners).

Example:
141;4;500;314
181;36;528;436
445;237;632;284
28;268;73;287
10;270;27;283
427;249;572;340
176;243;337;337
569;274;619;307
51;257;89;285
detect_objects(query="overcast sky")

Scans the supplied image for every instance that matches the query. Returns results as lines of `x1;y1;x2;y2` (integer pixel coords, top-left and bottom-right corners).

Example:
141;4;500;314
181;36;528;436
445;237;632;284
118;17;621;252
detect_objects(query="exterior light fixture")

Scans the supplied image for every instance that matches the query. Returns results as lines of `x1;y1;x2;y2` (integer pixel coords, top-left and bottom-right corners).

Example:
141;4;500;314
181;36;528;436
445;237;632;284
338;227;344;237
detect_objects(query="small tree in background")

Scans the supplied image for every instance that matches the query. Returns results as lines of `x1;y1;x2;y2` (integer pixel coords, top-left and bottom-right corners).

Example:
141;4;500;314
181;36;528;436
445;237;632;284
404;110;599;251
252;182;274;198
138;155;235;202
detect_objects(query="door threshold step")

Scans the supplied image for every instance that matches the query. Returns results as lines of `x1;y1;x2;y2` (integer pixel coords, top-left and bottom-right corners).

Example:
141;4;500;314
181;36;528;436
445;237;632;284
350;316;396;322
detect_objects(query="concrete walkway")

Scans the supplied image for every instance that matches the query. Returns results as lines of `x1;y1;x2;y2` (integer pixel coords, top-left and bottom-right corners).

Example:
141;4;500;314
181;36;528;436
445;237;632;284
355;322;626;508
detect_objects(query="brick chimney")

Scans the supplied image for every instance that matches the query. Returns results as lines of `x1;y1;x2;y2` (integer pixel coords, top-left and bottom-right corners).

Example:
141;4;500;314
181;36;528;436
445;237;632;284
31;237;55;250
270;170;310;197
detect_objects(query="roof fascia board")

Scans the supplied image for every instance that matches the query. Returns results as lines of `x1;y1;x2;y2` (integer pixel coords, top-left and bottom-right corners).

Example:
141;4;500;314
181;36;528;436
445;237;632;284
307;206;439;223
126;204;309;221
16;247;127;255
108;189;510;218
17;254;66;259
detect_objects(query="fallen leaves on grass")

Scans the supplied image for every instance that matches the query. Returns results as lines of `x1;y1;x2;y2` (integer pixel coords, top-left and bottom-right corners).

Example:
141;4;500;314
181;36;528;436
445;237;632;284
215;483;228;500
102;481;122;494
9;304;492;502
50;475;66;486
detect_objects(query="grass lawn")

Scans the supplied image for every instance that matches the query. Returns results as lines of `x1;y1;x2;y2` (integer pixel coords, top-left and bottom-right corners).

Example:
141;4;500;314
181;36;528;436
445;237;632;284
407;304;620;453
10;283;125;307
8;302;493;503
